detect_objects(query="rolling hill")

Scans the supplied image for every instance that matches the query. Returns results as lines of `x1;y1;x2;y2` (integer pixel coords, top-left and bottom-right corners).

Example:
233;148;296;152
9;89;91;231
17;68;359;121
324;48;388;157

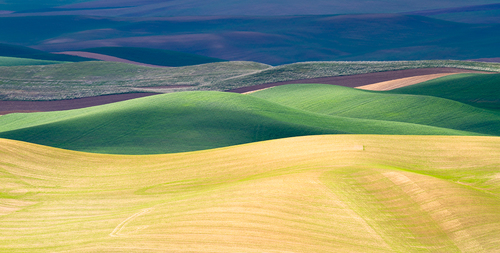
0;43;92;62
250;82;500;136
0;56;65;66
387;73;500;111
1;135;499;252
4;0;500;16
80;47;226;67
0;91;474;154
0;14;500;65
0;60;497;101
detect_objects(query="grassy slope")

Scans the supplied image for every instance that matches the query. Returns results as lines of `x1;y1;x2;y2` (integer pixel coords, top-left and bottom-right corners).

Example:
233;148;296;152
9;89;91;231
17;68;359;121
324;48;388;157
250;83;500;136
1;135;499;252
387;73;500;111
0;91;472;154
0;61;271;100
0;56;65;66
81;47;226;67
0;60;498;101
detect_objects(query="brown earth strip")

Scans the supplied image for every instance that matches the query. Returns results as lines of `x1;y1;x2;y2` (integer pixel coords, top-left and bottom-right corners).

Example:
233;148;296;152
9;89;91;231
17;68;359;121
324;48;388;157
54;51;169;68
356;73;457;91
0;93;158;115
0;68;492;115
228;67;490;93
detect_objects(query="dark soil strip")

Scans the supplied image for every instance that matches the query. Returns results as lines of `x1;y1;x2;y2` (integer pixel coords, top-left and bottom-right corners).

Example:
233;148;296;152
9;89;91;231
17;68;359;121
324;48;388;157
0;68;492;115
0;93;158;115
226;67;491;93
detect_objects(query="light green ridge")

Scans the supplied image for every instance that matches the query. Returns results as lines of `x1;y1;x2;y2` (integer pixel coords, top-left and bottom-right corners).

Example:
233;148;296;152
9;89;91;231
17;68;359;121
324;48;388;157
250;83;500;136
0;91;473;154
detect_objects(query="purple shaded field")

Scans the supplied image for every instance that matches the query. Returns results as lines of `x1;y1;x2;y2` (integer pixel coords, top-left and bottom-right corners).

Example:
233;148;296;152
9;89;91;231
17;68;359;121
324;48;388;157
0;93;158;115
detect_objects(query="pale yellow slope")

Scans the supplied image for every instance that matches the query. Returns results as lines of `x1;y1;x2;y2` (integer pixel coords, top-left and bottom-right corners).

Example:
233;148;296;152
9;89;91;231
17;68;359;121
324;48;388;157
1;135;500;252
356;73;458;91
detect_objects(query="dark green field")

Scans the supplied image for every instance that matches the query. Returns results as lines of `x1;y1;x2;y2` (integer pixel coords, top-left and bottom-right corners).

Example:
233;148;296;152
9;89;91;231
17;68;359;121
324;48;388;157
387;73;500;111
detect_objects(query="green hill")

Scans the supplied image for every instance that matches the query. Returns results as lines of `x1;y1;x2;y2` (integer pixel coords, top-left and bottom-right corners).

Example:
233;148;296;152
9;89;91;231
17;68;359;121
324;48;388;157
387;73;500;111
0;56;65;66
0;91;472;154
81;47;226;67
250;83;500;136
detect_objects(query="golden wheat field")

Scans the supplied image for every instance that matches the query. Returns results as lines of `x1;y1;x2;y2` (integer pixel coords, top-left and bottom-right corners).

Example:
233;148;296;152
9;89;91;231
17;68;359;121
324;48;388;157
1;135;500;252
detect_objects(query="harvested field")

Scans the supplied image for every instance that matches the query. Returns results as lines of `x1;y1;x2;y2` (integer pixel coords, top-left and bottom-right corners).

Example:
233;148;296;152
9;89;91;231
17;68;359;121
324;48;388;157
356;73;461;91
228;67;490;93
1;135;500;252
54;51;168;68
0;93;157;115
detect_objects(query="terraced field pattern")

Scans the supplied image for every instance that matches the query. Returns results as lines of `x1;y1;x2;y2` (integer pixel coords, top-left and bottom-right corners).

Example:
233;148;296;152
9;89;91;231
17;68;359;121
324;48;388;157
1;60;500;252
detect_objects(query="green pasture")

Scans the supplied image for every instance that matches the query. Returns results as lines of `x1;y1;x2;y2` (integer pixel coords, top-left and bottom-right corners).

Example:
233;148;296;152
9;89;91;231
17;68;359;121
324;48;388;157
388;73;500;111
1;135;499;252
0;91;473;154
250;82;500;136
81;47;226;67
0;56;65;66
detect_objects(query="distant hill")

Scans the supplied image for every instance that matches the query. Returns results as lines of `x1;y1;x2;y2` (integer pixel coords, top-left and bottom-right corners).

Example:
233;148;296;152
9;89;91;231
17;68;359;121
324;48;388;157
0;43;92;62
406;3;500;23
4;0;500;16
0;15;499;65
80;47;226;67
0;56;66;66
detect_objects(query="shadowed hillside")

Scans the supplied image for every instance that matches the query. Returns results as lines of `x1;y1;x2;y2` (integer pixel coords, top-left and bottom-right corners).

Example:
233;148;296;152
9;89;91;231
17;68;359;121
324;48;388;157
0;91;474;154
0;15;499;64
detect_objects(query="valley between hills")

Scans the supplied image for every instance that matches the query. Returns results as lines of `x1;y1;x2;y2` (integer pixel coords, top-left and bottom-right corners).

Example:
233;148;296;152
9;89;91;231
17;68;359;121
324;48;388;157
1;1;500;251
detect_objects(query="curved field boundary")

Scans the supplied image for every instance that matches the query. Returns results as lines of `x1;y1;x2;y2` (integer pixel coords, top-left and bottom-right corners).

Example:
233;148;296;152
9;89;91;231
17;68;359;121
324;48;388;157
0;93;158;115
228;67;490;94
54;51;169;68
356;73;460;91
0;68;490;115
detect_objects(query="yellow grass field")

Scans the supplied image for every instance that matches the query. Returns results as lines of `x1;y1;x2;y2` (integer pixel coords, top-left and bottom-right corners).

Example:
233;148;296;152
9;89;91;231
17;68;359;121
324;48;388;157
1;135;500;252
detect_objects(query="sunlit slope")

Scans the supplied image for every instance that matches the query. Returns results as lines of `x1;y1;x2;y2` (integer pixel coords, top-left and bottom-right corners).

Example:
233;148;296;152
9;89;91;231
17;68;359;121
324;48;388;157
387;73;500;111
1;135;500;252
0;91;473;154
251;83;500;136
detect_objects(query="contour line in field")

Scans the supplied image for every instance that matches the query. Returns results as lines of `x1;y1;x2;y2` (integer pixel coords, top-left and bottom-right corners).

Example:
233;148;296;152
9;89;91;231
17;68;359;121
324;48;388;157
110;207;155;237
